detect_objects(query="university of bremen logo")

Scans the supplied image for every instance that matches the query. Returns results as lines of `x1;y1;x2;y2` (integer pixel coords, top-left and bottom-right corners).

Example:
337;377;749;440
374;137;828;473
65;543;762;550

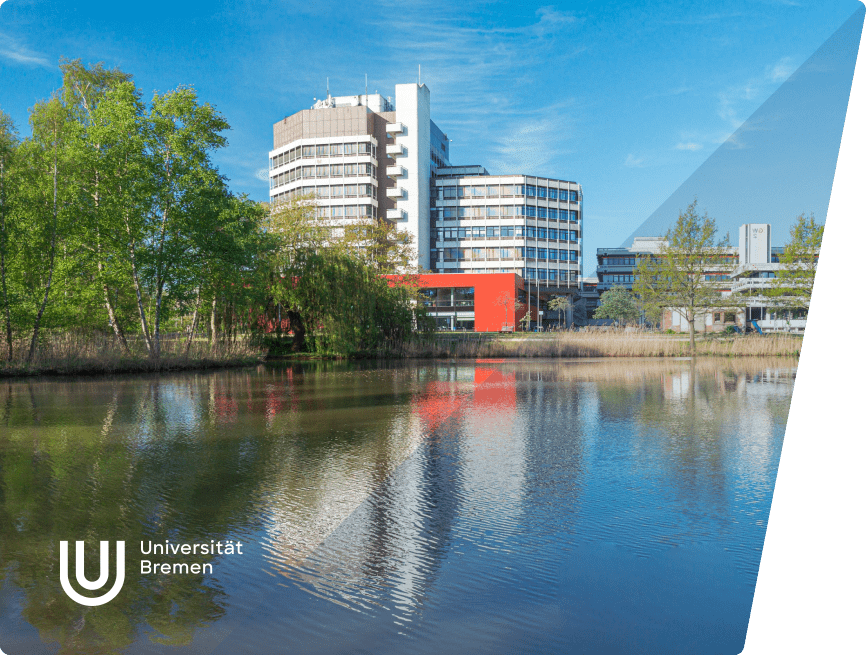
59;541;126;607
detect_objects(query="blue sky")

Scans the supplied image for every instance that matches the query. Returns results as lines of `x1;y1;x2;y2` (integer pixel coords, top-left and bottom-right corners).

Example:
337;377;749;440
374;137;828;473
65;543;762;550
0;0;862;268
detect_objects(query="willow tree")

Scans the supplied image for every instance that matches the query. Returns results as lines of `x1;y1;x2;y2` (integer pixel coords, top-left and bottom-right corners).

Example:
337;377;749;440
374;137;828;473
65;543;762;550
633;200;734;354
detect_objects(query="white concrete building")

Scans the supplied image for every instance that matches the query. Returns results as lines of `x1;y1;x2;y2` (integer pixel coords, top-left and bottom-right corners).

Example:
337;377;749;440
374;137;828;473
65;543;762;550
268;83;582;285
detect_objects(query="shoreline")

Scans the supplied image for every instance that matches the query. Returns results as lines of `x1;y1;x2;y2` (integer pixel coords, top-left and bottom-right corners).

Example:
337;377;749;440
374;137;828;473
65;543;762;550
0;332;802;378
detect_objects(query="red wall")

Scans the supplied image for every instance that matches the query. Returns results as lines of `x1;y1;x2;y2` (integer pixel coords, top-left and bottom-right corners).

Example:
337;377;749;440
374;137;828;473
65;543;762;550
413;273;534;332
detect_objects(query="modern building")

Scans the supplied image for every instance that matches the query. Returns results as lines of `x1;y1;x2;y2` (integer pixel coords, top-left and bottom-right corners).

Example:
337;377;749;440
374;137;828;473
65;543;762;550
269;84;449;270
269;83;583;307
594;224;808;333
408;272;534;332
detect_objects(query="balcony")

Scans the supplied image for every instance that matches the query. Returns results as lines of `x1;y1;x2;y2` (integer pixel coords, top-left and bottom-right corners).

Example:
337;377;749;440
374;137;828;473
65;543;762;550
386;186;405;199
386;165;407;178
386;143;406;157
386;208;406;221
385;122;406;135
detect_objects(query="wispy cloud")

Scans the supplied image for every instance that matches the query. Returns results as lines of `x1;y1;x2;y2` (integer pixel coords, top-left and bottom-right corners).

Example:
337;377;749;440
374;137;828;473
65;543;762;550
675;142;702;151
0;32;52;68
624;154;646;168
716;55;796;130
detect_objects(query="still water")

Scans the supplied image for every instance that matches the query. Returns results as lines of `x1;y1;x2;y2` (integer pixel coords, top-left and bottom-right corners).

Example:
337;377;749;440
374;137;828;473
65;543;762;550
0;358;794;654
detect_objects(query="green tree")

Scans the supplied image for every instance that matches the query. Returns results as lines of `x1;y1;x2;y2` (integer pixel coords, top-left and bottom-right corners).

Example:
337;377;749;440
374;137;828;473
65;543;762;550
769;213;823;315
0;109;18;360
594;285;640;326
633;199;734;354
548;295;570;328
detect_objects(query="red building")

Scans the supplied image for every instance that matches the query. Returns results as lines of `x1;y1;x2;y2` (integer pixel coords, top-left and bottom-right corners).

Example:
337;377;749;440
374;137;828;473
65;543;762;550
409;273;538;332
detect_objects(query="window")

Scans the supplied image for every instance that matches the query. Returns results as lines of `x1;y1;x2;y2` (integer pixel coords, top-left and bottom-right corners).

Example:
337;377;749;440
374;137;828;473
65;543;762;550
316;145;328;157
569;190;578;202
487;186;500;197
500;248;512;259
472;226;485;238
549;270;558;281
526;268;536;279
303;145;315;157
331;206;344;217
559;270;568;282
444;186;457;199
538;248;548;261
559;249;568;262
472;248;484;260
358;142;372;154
569;251;578;262
331;185;344;198
569;230;578;242
486;247;499;259
538;228;548;240
486;226;498;238
501;206;514;217
515;226;525;237
458;207;470;219
559;229;568;241
501;226;514;238
344;143;357;155
458;227;470;239
444;207;457;219
527;247;536;259
444;227;457;240
344;163;357;176
526;226;536;238
345;206;358;217
316;186;329;198
569;210;578;222
537;187;547;198
526;206;536;218
559;189;568;201
559;210;568;221
471;186;485;197
345;184;358;197
549;188;558;200
486;206;499;217
526;185;536;198
538;207;547;220
316;165;328;177
330;164;342;176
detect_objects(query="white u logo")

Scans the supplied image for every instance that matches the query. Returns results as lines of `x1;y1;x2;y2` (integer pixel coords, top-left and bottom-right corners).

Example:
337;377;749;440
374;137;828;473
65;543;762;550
59;541;125;607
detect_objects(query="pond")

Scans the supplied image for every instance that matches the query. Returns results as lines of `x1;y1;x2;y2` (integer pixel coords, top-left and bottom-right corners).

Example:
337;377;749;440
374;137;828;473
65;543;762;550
0;358;795;654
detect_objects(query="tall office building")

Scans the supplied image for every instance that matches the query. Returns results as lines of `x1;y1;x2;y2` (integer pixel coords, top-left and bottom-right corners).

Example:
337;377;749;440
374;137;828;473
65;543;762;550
269;82;582;288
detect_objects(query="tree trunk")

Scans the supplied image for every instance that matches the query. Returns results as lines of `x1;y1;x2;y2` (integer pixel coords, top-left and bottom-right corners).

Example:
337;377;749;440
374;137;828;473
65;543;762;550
209;295;218;347
28;133;60;364
184;287;201;355
687;310;696;356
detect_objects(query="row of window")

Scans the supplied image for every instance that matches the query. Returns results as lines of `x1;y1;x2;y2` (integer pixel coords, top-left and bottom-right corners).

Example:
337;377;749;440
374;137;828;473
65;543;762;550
433;206;580;221
600;275;635;284
431;247;579;262
312;205;376;218
525;269;579;282
279;184;377;199
435;185;579;202
434;227;579;242
270;142;376;169
599;257;636;266
270;163;377;189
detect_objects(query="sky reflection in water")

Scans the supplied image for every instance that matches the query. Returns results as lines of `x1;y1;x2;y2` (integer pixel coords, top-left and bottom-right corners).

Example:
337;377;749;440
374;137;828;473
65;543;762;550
0;358;794;654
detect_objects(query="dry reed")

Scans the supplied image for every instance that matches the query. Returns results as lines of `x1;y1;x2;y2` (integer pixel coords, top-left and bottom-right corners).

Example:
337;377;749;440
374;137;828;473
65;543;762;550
0;331;264;377
393;331;802;359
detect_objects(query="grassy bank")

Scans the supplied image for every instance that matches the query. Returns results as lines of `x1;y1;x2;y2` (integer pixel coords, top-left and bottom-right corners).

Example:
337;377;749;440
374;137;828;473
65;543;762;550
392;331;802;359
0;332;265;378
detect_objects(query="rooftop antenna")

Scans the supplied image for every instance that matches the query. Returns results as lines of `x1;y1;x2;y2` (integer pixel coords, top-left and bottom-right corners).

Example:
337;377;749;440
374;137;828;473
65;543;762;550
326;77;330;98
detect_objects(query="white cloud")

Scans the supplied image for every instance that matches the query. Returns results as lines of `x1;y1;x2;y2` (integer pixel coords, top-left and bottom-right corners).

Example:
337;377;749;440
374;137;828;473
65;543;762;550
767;57;796;82
0;32;52;68
624;154;646;168
675;142;703;151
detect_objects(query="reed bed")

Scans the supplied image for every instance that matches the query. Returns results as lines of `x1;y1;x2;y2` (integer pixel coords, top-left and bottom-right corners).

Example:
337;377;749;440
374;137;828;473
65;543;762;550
393;331;802;359
0;331;264;377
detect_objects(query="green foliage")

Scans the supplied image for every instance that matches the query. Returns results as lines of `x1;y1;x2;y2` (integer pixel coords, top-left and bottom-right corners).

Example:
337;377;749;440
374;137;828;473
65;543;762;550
633;199;735;352
769;213;823;313
594;285;640;325
547;295;570;327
